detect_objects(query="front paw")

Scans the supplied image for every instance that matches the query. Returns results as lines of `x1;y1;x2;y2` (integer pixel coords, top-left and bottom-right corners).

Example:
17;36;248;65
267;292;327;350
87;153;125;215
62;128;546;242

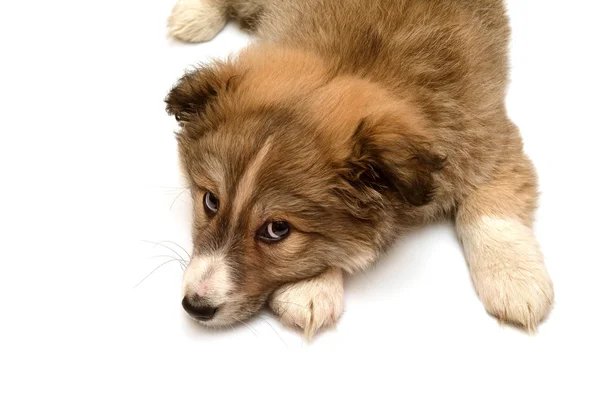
269;268;344;339
473;264;554;331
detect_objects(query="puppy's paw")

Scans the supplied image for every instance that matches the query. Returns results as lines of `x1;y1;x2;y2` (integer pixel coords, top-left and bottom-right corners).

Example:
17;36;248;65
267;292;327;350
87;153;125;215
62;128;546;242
167;0;227;43
269;268;344;340
473;264;554;332
460;216;555;332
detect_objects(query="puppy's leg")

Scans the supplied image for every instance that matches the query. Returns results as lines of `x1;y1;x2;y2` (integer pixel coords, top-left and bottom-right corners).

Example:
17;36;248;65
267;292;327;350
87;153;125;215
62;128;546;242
269;267;344;339
456;154;554;331
168;0;229;43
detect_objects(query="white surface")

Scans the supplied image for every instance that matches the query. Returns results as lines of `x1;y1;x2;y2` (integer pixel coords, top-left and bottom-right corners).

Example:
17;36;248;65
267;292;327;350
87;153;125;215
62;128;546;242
1;0;599;393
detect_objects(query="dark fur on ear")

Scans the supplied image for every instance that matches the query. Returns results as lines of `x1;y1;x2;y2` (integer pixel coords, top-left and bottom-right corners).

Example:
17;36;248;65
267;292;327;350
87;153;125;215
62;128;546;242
165;62;242;124
341;117;446;210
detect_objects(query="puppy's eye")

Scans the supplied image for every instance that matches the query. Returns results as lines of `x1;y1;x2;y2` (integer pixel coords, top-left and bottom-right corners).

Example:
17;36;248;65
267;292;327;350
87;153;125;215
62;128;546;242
203;191;219;215
258;221;290;243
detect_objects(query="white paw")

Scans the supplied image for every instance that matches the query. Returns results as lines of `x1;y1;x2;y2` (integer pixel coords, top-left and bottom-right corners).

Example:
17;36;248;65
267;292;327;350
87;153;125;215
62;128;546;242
167;0;227;43
474;264;554;331
269;268;344;339
460;216;555;331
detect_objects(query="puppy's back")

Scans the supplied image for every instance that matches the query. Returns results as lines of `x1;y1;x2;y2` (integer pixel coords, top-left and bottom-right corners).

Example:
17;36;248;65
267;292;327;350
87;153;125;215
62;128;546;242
246;0;510;124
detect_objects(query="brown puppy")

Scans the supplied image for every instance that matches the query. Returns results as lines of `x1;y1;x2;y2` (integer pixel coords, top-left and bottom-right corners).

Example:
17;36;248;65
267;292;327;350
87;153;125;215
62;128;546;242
166;0;554;337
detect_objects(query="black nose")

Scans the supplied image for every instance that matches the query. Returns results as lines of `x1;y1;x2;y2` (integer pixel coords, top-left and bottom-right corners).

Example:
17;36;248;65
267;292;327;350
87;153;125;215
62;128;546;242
182;297;217;321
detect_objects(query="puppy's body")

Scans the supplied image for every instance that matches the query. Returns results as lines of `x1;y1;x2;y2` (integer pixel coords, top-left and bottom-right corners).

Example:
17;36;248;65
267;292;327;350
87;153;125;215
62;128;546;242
167;0;554;336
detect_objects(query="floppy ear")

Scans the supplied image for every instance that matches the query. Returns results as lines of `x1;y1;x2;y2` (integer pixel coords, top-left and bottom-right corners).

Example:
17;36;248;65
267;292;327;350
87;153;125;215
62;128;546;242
341;117;446;209
165;62;240;124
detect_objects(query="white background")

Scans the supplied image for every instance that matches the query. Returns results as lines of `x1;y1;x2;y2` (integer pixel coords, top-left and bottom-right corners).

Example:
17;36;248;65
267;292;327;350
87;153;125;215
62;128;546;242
1;0;599;393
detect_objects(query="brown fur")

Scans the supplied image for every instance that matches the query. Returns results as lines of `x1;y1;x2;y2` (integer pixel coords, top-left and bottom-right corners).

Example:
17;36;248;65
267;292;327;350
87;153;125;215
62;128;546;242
166;0;553;331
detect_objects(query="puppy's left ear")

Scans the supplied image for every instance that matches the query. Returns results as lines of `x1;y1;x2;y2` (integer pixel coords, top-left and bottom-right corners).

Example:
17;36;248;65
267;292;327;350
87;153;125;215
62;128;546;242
165;62;239;124
344;116;446;207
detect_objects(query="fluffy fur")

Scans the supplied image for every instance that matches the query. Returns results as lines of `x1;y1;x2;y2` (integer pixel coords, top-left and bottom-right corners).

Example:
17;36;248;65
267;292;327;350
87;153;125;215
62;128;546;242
165;0;554;336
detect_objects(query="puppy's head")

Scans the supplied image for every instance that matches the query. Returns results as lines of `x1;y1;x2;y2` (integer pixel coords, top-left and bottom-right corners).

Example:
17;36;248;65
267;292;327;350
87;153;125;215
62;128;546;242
166;47;445;326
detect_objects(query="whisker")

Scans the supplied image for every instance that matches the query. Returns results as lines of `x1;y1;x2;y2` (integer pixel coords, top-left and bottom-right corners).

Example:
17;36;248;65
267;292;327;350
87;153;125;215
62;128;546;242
142;240;188;264
154;186;189;190
149;254;185;264
157;241;191;260
170;189;189;210
234;318;259;337
134;258;182;288
276;304;299;329
149;254;187;271
257;316;288;348
272;300;311;311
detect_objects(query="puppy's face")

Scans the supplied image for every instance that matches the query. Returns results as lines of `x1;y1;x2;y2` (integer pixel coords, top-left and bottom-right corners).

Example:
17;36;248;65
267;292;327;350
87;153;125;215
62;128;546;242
176;114;353;326
166;49;445;326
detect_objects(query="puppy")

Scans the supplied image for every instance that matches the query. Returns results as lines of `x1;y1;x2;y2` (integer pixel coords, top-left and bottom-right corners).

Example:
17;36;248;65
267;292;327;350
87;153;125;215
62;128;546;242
166;0;554;338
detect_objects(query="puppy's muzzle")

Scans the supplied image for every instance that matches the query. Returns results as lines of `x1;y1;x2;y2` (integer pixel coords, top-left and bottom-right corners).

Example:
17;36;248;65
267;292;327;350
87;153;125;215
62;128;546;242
181;296;218;321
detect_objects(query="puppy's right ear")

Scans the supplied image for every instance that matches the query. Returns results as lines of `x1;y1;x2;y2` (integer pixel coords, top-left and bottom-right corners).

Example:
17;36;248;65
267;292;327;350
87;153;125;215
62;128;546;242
336;116;446;217
165;63;240;124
